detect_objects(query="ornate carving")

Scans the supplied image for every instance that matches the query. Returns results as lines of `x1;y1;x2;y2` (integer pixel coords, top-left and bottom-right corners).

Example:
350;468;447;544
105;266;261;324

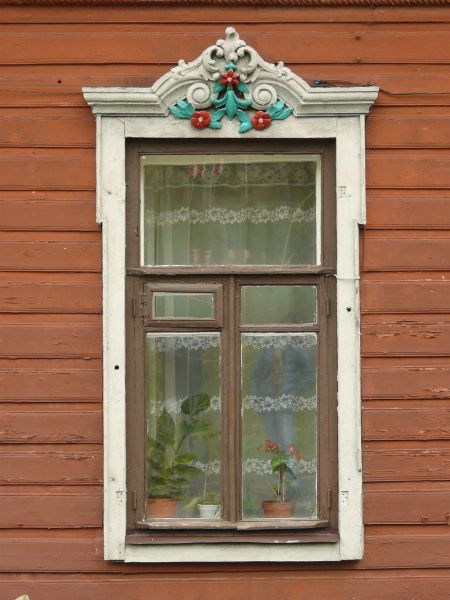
163;28;294;134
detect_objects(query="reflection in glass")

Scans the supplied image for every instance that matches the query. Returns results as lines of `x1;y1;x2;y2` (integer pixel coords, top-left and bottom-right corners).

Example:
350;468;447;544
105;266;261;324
241;333;317;519
146;333;221;519
241;286;317;325
153;292;214;319
141;155;319;267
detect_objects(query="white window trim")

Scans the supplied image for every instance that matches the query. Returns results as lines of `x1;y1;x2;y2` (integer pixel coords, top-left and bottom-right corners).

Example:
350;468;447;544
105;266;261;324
83;27;378;563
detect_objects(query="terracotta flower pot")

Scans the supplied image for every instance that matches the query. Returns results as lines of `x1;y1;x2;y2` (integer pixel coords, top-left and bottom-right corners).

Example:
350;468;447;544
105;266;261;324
262;500;295;518
146;497;177;518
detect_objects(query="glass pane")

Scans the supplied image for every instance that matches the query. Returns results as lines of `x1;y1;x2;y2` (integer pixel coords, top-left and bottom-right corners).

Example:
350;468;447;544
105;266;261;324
241;333;317;519
141;155;319;267
153;292;214;319
241;286;316;325
146;333;221;519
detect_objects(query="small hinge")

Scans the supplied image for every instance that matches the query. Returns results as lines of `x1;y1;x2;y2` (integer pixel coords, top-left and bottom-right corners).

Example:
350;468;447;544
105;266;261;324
326;298;331;317
327;489;332;510
133;292;148;318
133;489;137;511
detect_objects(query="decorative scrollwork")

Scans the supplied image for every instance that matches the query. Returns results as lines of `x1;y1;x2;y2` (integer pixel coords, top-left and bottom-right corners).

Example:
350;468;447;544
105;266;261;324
186;82;212;109
251;83;278;110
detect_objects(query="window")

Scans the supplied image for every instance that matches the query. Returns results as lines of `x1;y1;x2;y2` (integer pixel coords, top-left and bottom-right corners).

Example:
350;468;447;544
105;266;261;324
83;26;378;562
126;141;337;542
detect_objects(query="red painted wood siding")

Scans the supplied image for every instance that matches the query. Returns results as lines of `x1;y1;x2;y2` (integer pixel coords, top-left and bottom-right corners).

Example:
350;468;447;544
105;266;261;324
0;4;449;599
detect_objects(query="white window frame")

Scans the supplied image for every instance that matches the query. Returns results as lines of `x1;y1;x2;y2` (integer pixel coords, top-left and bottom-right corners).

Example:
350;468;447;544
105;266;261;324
83;27;378;563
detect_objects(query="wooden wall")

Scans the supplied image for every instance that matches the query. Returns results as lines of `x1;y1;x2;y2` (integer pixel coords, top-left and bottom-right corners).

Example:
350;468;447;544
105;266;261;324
0;3;450;598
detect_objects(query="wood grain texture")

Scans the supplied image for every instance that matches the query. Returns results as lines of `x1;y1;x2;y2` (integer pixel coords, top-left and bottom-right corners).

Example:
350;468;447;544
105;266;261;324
364;236;450;271
361;280;450;313
363;365;450;399
0;323;101;358
0;444;102;485
363;406;450;441
364;444;450;482
0;406;102;443
0;368;102;402
0;0;449;590
0;486;102;528
364;482;450;524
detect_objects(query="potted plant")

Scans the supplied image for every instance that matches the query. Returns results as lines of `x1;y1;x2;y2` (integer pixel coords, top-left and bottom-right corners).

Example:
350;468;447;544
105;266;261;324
258;439;302;518
147;393;217;518
186;468;221;519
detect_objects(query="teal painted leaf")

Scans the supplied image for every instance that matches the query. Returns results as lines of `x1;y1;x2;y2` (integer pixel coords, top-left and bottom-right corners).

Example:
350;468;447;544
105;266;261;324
272;107;293;120
209;121;222;129
225;90;238;119
213;81;225;93
237;110;251;124
237;81;250;94
211;95;226;108
239;121;253;134
211;108;226;122
236;96;252;109
169;105;189;119
177;99;194;117
169;100;194;119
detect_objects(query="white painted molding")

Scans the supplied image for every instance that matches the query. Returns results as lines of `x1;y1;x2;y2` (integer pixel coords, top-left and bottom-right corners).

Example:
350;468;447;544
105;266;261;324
83;26;378;563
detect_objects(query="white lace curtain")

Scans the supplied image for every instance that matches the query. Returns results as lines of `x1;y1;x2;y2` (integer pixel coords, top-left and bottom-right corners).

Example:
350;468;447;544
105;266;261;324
141;154;319;267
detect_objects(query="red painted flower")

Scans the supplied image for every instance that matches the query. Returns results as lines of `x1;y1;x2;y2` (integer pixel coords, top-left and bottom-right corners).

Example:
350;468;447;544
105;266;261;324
289;443;296;454
220;69;240;87
296;451;302;462
191;111;211;129
251;111;271;131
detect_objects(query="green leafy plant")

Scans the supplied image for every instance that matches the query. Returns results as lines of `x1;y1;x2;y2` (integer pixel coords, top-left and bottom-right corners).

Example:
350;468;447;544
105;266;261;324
147;393;217;500
258;439;302;503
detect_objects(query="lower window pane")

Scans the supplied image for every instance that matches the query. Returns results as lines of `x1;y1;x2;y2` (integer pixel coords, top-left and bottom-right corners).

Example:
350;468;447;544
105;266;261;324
146;332;221;519
241;333;317;519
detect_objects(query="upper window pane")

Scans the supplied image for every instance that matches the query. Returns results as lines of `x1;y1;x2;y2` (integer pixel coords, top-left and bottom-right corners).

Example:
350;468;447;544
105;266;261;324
153;292;214;319
141;155;320;267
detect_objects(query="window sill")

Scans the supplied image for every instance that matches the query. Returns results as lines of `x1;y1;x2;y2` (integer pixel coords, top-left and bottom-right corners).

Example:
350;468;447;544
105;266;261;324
126;530;339;545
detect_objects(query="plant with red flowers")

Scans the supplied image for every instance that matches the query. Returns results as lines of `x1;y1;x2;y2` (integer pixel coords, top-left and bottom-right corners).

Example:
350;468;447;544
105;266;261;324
257;439;302;504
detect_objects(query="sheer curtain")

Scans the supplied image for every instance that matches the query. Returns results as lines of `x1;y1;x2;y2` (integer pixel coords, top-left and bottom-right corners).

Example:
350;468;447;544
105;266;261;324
141;154;319;267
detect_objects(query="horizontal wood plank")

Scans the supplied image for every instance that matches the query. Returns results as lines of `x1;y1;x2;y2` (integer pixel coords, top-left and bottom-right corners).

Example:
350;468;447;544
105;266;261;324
0;408;102;443
0;368;101;402
363;365;450;399
0;198;97;230
0;487;102;528
0;116;95;148
365;483;450;524
2;571;450;599
362;280;450;314
0;279;101;313
364;446;450;482
0;240;100;271
0;445;102;485
364;237;450;271
363;407;450;441
366;196;450;230
1;31;450;65
0;156;95;190
362;321;450;357
366;154;450;189
0;323;101;358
